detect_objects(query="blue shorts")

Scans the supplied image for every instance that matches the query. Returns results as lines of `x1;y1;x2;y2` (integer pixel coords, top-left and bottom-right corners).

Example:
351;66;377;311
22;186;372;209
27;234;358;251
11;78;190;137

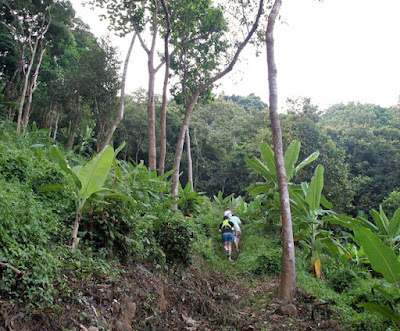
221;233;234;243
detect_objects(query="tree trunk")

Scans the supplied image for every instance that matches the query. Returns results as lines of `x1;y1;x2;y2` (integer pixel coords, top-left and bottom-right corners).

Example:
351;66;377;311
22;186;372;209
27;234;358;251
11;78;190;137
193;127;200;190
170;0;264;200
147;60;157;170
16;11;50;133
99;33;136;152
47;108;54;137
52;111;60;142
266;0;296;301
171;92;201;201
186;127;193;189
69;212;81;251
158;0;171;176
22;41;46;129
16;42;37;133
68;101;81;151
133;1;160;171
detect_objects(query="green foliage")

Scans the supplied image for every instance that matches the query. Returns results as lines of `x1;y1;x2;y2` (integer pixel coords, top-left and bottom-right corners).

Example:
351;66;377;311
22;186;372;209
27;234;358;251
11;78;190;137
154;216;196;267
354;227;400;328
382;191;400;219
369;206;400;251
245;140;319;198
177;182;207;217
0;177;61;306
329;269;357;293
42;145;119;249
252;251;281;276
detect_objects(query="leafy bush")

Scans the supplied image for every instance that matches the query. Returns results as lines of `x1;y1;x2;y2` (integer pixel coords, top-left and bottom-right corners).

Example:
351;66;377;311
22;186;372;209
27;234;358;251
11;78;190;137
252;250;281;276
329;269;357;293
154;215;196;267
177;182;208;217
0;178;61;306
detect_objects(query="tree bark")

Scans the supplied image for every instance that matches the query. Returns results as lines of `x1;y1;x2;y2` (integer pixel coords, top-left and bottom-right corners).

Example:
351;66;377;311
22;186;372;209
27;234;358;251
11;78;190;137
67;101;81;151
158;0;171;176
16;10;51;133
22;39;46;129
185;127;193;189
69;212;81;251
193;127;200;190
134;1;160;171
52;111;60;142
266;0;296;301
171;93;201;201
170;0;264;200
98;32;136;152
16;38;37;133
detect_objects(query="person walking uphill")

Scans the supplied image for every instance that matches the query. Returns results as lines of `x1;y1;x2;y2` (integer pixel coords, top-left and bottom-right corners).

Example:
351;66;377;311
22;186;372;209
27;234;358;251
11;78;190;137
229;213;242;254
219;215;236;261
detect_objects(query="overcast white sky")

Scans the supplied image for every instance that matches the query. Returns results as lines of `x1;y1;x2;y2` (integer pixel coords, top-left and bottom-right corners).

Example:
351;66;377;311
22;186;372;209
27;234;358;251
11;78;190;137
72;0;400;111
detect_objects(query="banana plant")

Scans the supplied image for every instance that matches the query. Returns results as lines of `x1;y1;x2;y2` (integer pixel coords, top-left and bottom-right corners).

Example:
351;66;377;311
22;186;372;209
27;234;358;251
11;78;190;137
289;165;349;278
177;182;207;217
369;206;400;252
354;227;400;328
213;190;234;206
245;140;319;198
41;145;118;250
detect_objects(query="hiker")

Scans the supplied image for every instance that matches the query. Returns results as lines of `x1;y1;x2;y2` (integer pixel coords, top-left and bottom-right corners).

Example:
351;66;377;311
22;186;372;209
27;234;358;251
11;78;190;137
219;215;236;261
229;213;242;254
224;207;232;218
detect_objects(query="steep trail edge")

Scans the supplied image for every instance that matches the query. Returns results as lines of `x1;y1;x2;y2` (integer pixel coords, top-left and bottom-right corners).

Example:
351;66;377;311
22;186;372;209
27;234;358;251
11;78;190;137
1;257;342;330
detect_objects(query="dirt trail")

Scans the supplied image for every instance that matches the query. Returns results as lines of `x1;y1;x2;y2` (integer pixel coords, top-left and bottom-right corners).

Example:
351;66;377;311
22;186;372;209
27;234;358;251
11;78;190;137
1;258;342;330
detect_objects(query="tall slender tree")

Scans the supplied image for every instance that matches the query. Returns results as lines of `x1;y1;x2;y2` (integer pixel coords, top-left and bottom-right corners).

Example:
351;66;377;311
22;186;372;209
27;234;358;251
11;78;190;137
169;0;264;201
266;0;296;301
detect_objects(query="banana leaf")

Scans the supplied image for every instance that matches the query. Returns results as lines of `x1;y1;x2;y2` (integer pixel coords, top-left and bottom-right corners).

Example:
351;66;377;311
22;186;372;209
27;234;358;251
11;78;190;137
305;164;324;214
244;156;275;184
370;208;388;235
354;227;400;285
324;214;378;232
284;140;300;180
77;145;114;199
294;151;320;174
259;142;276;178
388;209;400;239
49;145;81;190
357;303;400;327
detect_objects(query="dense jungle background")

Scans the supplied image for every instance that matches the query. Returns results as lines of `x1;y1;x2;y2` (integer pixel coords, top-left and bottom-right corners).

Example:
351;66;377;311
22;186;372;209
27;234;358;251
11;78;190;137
1;0;400;330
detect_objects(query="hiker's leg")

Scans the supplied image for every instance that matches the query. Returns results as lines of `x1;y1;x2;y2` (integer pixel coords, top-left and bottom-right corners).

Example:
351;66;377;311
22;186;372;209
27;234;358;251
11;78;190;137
235;232;240;252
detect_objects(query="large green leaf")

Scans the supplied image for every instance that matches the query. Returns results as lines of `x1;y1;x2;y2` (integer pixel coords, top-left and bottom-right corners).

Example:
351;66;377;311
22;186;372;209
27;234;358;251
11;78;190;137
305;164;324;214
294;151;320;174
324;214;378;232
39;184;70;193
259;142;276;179
354;227;400;285
370;209;388;235
358;303;400;327
247;183;270;196
77;145;114;200
284;140;300;180
388;209;400;239
380;205;390;229
49;145;81;190
288;186;310;218
244;156;275;184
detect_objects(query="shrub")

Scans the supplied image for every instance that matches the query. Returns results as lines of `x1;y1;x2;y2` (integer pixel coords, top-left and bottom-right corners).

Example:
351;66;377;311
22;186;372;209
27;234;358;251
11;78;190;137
0;178;61;306
252;250;282;276
328;269;357;293
154;215;196;267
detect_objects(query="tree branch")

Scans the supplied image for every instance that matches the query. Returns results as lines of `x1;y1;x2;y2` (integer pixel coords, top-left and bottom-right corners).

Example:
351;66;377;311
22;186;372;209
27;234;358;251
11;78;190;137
0;262;22;275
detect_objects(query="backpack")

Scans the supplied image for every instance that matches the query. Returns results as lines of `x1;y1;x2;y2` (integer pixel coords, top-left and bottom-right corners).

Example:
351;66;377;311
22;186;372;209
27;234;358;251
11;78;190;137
221;219;232;230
